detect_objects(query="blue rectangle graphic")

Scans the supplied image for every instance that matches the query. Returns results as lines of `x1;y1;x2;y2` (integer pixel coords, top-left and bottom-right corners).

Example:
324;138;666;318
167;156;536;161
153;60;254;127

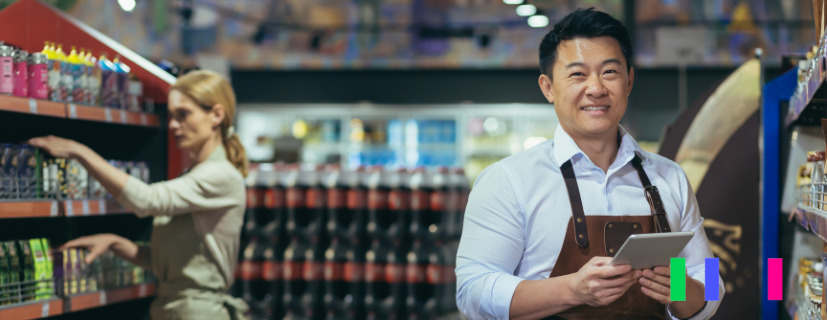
705;258;720;301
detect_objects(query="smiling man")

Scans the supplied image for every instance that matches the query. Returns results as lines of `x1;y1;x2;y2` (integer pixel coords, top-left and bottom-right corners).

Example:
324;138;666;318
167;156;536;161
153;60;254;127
455;8;724;320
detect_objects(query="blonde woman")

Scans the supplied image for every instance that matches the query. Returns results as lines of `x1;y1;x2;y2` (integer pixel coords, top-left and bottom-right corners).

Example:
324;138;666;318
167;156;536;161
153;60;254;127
30;70;250;320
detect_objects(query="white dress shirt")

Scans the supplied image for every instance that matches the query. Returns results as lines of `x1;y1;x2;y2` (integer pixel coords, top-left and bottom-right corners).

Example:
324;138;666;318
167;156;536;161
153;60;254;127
455;125;724;320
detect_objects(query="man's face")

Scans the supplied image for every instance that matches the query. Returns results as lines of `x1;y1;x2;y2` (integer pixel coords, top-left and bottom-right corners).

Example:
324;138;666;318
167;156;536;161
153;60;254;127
539;36;634;140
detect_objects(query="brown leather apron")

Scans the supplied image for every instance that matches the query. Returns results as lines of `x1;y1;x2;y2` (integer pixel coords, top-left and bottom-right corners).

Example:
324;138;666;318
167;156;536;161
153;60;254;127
542;156;671;320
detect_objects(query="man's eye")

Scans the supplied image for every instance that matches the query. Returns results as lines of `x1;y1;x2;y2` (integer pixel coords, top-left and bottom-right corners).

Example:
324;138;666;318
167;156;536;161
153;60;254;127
604;70;617;74
570;72;585;77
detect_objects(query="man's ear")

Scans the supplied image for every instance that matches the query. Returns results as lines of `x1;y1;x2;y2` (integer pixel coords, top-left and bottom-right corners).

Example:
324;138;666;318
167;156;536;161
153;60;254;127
539;74;554;104
627;67;635;96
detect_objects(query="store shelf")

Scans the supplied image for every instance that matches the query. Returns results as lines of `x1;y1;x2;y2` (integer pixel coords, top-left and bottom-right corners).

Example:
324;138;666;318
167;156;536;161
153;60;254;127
791;205;827;242
67;104;160;127
785;43;827;128
0;298;63;320
63;199;129;217
65;283;156;312
0;200;60;218
0;96;65;118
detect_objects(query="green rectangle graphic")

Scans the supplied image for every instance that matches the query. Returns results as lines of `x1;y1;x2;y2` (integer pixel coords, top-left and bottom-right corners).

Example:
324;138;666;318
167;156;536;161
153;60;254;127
671;258;686;301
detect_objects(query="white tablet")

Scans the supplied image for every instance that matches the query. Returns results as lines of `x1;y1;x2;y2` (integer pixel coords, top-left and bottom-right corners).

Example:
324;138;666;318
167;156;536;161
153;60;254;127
610;231;694;269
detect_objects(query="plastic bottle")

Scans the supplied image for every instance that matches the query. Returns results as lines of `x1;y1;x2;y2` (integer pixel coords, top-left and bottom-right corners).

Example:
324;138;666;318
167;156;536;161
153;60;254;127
86;51;100;106
282;239;309;320
406;239;441;319
112;56;130;109
364;238;406;320
408;168;429;242
98;53;117;108
67;47;84;103
45;43;60;102
365;166;391;240
239;235;267;319
12;50;28;97
301;165;327;241
57;45;72;102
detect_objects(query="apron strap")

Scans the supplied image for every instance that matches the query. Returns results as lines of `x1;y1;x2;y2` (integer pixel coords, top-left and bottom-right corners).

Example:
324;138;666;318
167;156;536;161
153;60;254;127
631;155;672;233
561;160;589;248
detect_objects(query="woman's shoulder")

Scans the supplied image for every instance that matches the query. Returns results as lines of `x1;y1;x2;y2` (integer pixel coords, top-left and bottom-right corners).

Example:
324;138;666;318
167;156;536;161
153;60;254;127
189;160;245;186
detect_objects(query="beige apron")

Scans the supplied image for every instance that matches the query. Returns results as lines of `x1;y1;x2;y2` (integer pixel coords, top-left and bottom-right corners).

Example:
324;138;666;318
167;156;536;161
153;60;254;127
148;213;249;320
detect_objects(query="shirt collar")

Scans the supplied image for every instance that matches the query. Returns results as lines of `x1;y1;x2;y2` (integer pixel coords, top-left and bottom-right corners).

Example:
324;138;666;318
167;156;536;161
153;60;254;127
206;145;226;163
551;125;647;168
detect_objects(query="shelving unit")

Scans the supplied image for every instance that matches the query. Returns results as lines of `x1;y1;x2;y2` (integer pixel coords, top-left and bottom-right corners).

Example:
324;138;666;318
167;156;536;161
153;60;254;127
0;1;174;319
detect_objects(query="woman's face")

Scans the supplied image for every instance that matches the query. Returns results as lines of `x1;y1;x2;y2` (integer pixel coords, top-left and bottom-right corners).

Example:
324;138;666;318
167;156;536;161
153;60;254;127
168;90;222;151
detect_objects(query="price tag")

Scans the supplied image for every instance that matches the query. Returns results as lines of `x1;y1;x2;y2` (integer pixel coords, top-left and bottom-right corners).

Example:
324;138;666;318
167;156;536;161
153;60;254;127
140;114;148;126
82;201;90;215
99;292;107;305
98;200;106;214
41;302;50;317
28;98;37;114
68;104;77;118
50;201;58;217
105;108;113;122
65;201;74;216
120;110;127;124
139;284;148;297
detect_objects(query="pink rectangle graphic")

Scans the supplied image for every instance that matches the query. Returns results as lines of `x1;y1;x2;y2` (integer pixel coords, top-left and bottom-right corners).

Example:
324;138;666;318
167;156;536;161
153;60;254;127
768;258;782;301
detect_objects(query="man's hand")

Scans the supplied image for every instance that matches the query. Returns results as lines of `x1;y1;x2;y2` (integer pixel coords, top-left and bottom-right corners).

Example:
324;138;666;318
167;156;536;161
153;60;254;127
569;256;642;307
640;266;671;303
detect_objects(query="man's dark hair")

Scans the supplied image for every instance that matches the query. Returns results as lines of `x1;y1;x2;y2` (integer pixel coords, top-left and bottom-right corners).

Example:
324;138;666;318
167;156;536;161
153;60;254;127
539;8;633;77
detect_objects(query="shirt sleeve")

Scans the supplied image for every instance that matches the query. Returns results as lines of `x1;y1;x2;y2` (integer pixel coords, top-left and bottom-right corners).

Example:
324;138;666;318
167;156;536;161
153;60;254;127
456;162;526;320
668;168;724;320
116;162;244;218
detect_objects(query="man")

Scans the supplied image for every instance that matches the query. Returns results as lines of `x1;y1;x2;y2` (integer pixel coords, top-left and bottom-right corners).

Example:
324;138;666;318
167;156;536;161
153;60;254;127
455;8;723;320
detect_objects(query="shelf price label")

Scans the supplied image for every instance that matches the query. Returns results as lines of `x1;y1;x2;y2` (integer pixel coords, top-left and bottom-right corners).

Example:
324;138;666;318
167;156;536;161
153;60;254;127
28;98;37;114
50;201;58;217
68;104;77;118
104;108;112;122
120;110;127;124
65;201;74;216
99;292;107;306
139;284;148;297
98;200;106;214
82;201;90;215
41;301;50;317
140;114;148;126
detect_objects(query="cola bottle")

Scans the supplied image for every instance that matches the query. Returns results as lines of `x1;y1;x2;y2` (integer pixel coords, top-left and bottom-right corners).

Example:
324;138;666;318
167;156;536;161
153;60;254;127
440;241;459;314
282;238;308;319
302;165;327;241
450;167;470;239
284;164;304;239
407;168;429;242
240;236;267;319
325;165;345;241
406;240;442;320
300;237;326;320
344;166;369;240
365;166;390;241
387;168;411;244
262;232;287;320
364;239;406;320
261;163;286;242
422;167;448;241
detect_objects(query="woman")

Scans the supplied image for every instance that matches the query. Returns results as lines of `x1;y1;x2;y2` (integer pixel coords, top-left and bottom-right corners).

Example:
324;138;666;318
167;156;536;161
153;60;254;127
29;70;250;320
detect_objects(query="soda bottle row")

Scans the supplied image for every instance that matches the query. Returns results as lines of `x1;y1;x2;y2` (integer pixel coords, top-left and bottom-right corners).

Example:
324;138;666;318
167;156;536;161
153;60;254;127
238;236;458;320
53;245;155;297
0;143;150;200
0;238;55;305
241;163;469;244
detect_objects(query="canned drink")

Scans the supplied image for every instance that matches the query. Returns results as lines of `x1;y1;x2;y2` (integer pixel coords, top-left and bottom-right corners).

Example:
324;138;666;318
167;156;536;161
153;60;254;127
16;145;39;199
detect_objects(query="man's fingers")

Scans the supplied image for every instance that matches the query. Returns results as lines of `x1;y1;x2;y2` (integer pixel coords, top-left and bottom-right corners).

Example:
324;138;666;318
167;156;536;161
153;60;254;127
640;276;670;296
641;286;671;304
597;264;632;278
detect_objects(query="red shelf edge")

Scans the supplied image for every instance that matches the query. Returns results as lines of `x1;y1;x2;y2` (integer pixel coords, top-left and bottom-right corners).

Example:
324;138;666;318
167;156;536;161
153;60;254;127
0;96;65;118
63;199;130;217
67;104;160;128
0;298;63;320
0;200;59;218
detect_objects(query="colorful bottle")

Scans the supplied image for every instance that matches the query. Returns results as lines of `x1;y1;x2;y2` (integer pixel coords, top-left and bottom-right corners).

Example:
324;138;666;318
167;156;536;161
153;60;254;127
12;50;27;97
113;56;130;109
45;43;61;101
98;53;117;108
0;46;15;95
28;53;48;99
85;50;99;106
67;47;85;104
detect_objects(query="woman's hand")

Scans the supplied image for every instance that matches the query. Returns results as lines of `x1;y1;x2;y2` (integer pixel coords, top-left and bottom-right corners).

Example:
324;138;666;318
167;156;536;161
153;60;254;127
59;234;125;264
27;135;87;159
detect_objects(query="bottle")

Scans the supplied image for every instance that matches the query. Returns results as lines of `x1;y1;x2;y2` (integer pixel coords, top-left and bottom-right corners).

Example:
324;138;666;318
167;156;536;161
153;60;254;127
302;165;327;241
425;167;449;241
284;164;305;240
364;238;406;320
366;166;391;240
112;56;130;109
27;52;48;100
450;167;469;239
0;46;15;95
262;230;286;320
46;43;61;102
408;168;429;242
325;165;346;240
387;168;411;244
12;50;28;97
323;238;348;319
282;239;308;319
86;51;100;106
813;151;826;210
405;239;441;320
67;47;85;103
57;45;73;102
98;53;117;108
239;236;267;319
344;166;368;240
300;237;326;320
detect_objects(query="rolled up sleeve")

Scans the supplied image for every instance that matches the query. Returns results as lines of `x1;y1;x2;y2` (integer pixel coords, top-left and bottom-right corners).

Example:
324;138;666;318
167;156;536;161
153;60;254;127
669;170;724;320
456;163;526;320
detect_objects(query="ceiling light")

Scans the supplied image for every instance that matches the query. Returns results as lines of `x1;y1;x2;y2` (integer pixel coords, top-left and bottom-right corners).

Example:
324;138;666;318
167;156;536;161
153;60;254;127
503;0;523;4
528;14;549;28
516;4;537;17
118;0;136;12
